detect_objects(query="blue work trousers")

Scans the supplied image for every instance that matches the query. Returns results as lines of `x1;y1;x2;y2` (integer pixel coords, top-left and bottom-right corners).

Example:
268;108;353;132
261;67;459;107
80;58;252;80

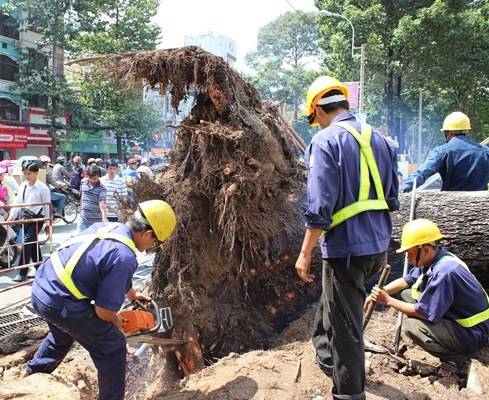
50;191;67;215
27;294;127;400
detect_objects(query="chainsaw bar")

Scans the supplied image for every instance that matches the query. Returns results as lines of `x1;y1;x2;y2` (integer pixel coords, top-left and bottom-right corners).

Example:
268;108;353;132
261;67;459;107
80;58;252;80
126;335;191;346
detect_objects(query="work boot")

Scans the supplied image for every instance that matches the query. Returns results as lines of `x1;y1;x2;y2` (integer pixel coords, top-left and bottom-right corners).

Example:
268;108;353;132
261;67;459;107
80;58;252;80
12;275;27;282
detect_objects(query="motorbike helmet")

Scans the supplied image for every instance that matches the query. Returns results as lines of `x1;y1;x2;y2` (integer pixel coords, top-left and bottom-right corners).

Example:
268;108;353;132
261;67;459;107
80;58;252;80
56;156;66;165
40;155;51;164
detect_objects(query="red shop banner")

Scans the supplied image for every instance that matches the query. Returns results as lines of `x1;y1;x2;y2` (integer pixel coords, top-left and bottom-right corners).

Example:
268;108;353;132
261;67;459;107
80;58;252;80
0;124;29;148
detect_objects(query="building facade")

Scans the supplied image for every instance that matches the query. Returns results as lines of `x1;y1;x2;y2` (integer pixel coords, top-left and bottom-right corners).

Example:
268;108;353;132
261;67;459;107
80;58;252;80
0;3;66;160
184;32;236;63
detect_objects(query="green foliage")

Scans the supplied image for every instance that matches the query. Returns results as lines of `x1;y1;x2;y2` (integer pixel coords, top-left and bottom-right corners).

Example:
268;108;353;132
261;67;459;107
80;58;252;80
5;0;162;154
315;0;489;159
245;11;323;123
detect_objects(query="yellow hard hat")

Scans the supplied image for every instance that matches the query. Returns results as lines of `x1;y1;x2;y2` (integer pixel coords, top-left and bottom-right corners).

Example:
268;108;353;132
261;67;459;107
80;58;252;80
306;76;349;126
139;200;176;243
441;112;471;131
396;219;444;253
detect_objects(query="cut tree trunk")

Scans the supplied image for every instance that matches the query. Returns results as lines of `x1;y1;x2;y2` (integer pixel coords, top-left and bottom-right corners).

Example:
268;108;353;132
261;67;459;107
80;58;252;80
388;191;489;288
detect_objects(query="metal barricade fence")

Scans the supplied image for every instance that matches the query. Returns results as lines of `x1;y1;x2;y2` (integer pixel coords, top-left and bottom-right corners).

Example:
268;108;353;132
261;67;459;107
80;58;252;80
0;202;53;293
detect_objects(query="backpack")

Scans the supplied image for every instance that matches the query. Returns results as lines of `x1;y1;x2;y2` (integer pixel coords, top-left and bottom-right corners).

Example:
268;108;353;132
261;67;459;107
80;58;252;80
70;167;82;189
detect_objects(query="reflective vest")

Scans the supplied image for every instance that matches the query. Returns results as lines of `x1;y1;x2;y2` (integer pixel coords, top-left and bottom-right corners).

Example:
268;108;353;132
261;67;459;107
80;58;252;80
50;223;137;301
329;122;389;230
411;254;489;328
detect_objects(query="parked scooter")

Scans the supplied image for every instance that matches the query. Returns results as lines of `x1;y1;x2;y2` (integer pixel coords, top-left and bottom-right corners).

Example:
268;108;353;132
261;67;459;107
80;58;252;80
0;215;18;268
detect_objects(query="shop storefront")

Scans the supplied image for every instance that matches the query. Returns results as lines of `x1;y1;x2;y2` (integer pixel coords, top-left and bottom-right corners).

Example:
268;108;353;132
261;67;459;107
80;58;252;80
60;130;117;157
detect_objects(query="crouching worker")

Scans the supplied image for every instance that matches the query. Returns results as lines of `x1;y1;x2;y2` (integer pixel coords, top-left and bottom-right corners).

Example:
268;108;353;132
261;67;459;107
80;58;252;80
367;219;489;377
22;200;176;400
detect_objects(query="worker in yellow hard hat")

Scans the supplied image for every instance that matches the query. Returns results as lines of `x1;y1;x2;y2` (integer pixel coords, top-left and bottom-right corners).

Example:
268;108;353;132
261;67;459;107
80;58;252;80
367;219;489;377
21;199;176;400
295;76;399;400
401;111;489;192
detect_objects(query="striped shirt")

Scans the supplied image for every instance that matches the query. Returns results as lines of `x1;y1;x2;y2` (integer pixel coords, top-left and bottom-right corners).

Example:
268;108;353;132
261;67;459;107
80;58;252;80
80;178;107;223
100;175;127;219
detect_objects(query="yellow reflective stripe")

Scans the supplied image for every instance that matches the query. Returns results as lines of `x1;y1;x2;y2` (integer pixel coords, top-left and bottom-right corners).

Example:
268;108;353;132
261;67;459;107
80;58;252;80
50;251;89;300
438;255;489;328
50;223;137;301
103;233;137;253
328;122;389;230
411;274;425;300
331;200;389;229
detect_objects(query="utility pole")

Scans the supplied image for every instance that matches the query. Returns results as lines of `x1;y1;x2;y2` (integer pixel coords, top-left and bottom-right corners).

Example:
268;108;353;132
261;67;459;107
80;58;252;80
417;89;423;164
359;43;365;120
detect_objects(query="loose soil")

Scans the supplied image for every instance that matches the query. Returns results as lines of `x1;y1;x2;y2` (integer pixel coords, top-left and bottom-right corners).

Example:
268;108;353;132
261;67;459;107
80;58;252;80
1;304;487;399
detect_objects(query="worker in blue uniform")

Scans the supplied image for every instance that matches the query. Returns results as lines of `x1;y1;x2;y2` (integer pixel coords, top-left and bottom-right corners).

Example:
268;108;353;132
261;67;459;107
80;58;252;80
401;111;489;192
21;200;177;400
295;76;399;400
368;219;489;377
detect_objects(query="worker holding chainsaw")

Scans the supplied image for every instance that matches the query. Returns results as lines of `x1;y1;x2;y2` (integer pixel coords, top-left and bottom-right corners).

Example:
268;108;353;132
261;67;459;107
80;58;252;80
295;76;399;400
21;200;176;400
367;219;489;377
401;111;489;192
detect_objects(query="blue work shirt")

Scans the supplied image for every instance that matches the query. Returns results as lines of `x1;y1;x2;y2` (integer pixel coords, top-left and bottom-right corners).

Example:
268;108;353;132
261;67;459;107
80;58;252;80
304;112;399;258
32;222;138;314
404;247;489;353
401;136;489;192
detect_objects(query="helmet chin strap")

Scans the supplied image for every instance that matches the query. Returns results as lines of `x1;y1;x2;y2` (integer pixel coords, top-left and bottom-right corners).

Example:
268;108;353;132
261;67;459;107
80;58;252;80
415;246;422;267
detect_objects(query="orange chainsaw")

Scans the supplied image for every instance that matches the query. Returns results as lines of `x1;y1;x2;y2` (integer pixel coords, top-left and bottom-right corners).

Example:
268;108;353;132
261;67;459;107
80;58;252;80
120;299;173;336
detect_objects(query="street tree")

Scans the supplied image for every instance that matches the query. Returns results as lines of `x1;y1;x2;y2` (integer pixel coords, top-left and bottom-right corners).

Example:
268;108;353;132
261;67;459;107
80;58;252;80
5;0;162;158
315;0;489;158
245;10;322;141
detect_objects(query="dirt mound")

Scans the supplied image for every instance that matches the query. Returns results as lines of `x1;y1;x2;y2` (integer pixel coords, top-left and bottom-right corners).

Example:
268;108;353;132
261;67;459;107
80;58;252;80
1;307;488;399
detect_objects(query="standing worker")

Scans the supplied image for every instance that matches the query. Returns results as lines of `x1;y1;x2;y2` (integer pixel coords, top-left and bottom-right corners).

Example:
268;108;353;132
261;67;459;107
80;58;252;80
295;76;399;400
21;200;176;400
368;219;489;376
401;111;489;192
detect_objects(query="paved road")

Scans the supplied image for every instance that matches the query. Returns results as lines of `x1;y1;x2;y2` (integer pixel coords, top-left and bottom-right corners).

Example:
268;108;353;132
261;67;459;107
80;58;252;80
0;218;154;313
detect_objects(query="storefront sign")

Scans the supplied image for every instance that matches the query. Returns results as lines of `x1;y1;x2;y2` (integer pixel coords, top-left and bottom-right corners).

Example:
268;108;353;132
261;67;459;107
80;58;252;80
0;124;29;148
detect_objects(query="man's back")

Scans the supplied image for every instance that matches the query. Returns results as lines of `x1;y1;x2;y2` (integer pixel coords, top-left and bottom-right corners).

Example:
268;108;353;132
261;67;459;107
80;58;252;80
305;112;399;258
53;163;69;181
437;136;489;190
402;136;489;191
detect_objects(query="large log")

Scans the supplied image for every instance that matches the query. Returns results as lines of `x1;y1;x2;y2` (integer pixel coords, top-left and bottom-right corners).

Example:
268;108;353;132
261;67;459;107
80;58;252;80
389;191;489;289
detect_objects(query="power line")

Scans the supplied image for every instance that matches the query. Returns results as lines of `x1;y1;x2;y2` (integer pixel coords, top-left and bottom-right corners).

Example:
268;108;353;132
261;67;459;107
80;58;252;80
283;0;317;25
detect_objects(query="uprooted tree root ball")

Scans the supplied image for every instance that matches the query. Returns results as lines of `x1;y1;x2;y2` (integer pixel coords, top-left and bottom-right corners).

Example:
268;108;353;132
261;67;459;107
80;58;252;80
81;46;323;371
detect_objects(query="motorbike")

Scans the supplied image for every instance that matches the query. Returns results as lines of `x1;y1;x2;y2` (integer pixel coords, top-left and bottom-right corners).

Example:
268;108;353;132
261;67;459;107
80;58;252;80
0;215;18;268
51;186;80;225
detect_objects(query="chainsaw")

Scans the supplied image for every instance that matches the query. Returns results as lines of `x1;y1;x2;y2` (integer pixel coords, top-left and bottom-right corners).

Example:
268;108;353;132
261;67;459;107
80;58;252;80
120;299;173;335
120;299;198;347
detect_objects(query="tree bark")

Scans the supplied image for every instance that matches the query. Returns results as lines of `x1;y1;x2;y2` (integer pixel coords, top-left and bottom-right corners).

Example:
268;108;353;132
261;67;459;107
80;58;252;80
389;191;489;288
